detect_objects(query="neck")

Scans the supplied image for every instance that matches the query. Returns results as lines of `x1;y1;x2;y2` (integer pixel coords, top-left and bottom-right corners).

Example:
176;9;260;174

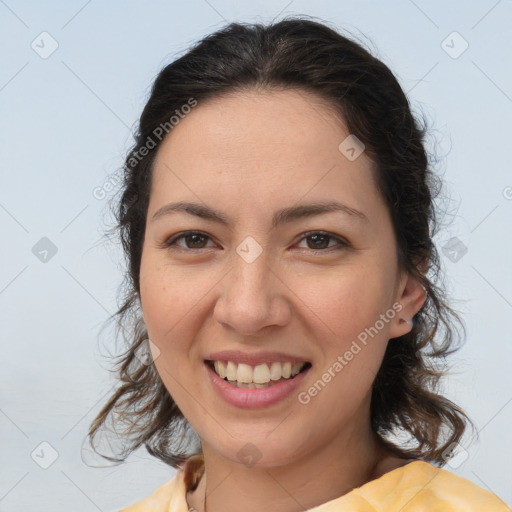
188;415;394;512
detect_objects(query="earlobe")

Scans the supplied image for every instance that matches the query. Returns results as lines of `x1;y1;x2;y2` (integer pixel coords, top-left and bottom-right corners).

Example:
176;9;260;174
389;271;427;339
399;317;413;328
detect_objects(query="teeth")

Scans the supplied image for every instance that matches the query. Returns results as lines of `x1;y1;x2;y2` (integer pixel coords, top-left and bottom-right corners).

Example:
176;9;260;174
215;361;226;379
237;363;253;383
269;362;282;380
253;363;270;384
212;360;307;383
226;361;237;381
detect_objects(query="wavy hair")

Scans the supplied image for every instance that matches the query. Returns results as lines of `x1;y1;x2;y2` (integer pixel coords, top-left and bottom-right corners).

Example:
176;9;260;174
87;16;474;469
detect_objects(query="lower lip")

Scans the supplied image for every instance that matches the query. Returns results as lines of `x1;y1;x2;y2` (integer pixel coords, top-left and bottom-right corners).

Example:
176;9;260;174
205;362;311;409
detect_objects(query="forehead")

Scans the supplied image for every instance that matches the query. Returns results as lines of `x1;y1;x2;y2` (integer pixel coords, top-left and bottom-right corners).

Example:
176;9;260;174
156;88;346;167
150;88;384;225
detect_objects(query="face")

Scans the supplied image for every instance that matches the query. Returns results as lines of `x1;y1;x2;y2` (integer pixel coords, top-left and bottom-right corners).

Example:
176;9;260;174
139;88;424;467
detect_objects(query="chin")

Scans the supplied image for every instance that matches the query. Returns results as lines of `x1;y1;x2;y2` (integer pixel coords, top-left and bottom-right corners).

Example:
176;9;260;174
211;439;305;470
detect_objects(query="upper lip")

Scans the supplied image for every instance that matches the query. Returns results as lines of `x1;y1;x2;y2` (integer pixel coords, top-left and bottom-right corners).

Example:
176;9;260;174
206;350;310;366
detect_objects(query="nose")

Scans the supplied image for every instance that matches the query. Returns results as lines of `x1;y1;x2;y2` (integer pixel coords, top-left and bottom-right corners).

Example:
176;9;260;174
213;248;291;336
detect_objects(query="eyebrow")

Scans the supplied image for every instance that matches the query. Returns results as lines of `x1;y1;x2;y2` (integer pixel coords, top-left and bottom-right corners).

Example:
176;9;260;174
151;200;369;228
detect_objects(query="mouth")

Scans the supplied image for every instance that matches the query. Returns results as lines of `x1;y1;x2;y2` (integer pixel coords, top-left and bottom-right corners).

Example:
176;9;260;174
205;359;312;389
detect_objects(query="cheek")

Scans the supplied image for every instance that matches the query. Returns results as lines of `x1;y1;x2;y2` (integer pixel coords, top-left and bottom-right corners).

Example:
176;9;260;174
139;265;198;408
299;275;391;415
290;263;394;394
139;258;196;334
291;265;393;339
139;266;192;381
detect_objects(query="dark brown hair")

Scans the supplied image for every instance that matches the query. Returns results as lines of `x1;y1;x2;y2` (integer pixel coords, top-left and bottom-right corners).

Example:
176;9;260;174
87;16;474;469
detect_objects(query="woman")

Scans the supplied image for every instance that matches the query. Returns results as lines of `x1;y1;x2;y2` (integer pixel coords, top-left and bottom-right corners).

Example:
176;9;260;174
87;17;510;512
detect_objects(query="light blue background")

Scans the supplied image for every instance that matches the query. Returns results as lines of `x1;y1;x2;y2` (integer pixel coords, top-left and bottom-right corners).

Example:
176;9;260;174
1;1;511;510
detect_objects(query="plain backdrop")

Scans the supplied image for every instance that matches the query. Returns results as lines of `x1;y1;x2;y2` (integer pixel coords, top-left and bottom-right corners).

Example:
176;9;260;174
1;1;511;510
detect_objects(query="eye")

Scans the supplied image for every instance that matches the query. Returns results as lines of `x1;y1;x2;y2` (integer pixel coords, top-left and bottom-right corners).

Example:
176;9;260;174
295;231;349;251
163;231;216;250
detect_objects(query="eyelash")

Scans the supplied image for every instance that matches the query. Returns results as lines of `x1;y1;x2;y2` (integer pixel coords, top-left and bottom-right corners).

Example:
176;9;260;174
162;230;349;253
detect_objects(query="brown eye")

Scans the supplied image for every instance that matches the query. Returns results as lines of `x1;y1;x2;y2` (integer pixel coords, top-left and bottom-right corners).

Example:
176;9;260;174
297;231;349;251
306;233;330;249
164;231;215;250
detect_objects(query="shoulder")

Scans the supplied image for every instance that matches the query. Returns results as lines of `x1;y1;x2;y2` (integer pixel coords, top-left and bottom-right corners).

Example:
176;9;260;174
117;455;204;512
352;461;511;512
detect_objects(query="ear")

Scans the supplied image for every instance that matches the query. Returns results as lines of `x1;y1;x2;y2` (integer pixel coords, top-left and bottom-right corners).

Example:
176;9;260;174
388;267;427;339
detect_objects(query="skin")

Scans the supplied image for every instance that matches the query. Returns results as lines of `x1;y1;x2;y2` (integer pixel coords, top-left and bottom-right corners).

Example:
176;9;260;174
138;88;427;512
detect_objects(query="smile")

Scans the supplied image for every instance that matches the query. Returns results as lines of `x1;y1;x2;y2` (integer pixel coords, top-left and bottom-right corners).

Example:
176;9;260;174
206;360;311;388
205;360;312;409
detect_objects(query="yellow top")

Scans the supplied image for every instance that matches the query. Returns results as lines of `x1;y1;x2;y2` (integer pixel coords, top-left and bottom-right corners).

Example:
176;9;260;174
119;455;510;512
